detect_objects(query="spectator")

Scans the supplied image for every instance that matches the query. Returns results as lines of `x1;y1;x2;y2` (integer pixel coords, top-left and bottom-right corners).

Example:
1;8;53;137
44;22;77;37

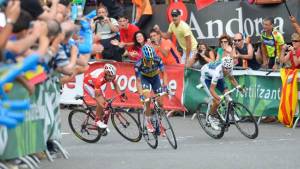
232;33;260;70
93;5;121;61
132;0;153;29
4;10;42;63
153;9;197;64
0;0;20;58
118;15;140;53
280;33;300;69
216;34;233;61
97;0;124;19
289;16;300;35
129;30;147;61
149;29;181;65
260;17;285;69
187;42;215;68
21;0;59;20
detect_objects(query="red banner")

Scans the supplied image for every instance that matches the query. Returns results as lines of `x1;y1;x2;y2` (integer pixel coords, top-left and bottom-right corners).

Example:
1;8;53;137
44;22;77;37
84;62;186;111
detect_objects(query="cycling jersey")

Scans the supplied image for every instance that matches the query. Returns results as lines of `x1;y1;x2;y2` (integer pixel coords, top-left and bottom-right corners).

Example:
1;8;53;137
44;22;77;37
83;69;116;98
134;56;164;78
134;56;165;93
200;61;232;84
200;61;232;96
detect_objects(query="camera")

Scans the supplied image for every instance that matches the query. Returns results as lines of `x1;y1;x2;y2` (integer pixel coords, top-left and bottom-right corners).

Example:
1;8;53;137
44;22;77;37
93;16;104;22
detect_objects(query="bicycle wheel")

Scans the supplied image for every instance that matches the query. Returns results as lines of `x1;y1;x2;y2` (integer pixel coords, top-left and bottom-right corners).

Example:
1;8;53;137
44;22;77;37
68;109;102;143
111;109;142;142
160;113;177;149
140;112;158;149
232;102;258;139
196;103;225;139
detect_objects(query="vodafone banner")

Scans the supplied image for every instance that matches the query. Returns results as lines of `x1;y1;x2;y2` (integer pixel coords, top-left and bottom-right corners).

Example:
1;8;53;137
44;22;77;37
61;61;186;111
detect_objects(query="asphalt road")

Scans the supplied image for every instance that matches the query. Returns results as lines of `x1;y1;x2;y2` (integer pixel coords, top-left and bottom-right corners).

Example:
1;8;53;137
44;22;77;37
39;109;300;169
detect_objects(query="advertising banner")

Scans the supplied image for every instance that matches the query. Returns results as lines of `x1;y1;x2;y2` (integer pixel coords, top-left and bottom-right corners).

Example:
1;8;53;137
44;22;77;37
83;62;186;111
183;68;290;117
146;1;300;46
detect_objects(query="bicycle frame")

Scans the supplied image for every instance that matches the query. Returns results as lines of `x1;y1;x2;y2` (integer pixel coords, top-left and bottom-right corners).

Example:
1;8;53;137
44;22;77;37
204;87;238;127
77;94;129;130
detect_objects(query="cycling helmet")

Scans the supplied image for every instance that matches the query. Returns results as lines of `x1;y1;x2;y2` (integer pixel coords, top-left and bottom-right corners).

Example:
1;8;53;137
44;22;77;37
222;56;234;69
142;45;155;61
104;64;116;76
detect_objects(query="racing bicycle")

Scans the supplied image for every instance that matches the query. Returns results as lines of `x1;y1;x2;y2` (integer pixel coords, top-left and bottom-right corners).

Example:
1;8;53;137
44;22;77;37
196;86;259;139
138;92;177;149
68;94;142;143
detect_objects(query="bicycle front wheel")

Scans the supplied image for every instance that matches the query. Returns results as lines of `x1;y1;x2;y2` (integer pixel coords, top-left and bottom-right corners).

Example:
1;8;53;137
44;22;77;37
111;109;142;142
68;109;102;143
232;102;258;139
196;103;225;139
160;113;177;149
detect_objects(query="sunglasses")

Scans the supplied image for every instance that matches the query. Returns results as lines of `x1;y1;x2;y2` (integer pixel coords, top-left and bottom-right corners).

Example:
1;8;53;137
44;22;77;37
234;39;242;42
171;14;179;17
292;40;300;42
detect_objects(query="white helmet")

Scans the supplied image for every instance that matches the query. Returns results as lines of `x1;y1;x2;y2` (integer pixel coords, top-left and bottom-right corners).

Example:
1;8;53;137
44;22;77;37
222;56;234;69
104;64;116;76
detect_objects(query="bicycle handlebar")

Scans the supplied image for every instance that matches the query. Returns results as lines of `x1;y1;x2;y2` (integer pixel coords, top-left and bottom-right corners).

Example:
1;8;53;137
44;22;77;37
144;92;168;103
220;85;243;102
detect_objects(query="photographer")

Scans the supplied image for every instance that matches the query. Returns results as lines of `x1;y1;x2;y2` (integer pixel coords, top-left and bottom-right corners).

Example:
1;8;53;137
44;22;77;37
93;5;121;61
187;42;215;69
280;33;300;69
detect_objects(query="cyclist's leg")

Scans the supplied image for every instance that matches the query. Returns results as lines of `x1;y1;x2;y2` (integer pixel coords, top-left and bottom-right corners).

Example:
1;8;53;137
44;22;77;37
83;83;106;128
141;76;155;132
211;78;227;116
200;76;215;115
151;75;164;108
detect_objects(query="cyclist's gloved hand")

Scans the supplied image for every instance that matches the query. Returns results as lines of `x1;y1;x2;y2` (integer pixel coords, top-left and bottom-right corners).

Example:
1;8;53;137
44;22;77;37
162;85;168;93
237;85;245;93
120;93;127;102
139;95;145;102
219;95;225;101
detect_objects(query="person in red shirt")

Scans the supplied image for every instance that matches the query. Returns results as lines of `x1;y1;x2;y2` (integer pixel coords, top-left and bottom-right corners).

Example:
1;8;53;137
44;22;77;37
83;64;126;129
280;33;300;69
117;15;140;52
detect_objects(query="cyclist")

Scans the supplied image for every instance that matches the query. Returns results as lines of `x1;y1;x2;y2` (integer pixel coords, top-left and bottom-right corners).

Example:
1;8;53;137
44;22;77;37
83;63;126;129
135;45;168;134
200;56;242;130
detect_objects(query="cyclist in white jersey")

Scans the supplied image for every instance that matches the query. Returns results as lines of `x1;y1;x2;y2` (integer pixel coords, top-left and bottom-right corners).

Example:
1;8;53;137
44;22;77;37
200;56;242;130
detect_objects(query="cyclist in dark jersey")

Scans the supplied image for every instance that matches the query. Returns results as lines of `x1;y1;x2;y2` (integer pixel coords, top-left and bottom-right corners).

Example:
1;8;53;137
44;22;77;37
134;45;168;133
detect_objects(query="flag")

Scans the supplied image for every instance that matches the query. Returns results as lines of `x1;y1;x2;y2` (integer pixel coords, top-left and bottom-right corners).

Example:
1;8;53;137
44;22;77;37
195;0;217;10
24;65;47;85
278;69;298;127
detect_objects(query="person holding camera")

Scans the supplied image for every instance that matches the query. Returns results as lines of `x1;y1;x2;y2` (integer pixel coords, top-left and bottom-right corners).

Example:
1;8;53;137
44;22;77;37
93;5;122;61
187;42;215;69
280;33;300;69
149;29;181;65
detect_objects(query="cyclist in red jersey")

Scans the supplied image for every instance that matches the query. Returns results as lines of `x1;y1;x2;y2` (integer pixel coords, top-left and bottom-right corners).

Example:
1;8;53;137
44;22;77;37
83;63;126;129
